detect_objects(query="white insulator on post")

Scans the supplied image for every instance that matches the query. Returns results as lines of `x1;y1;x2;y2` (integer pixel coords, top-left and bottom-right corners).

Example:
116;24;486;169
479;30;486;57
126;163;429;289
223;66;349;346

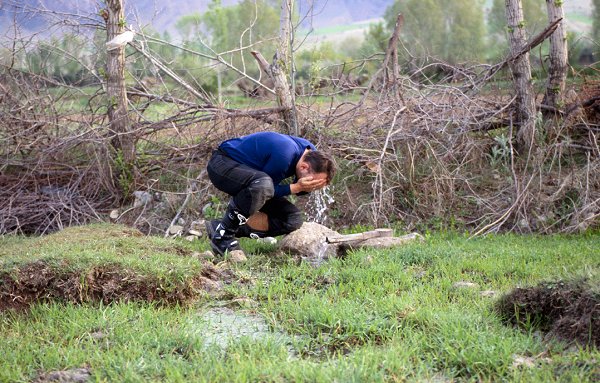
106;26;135;51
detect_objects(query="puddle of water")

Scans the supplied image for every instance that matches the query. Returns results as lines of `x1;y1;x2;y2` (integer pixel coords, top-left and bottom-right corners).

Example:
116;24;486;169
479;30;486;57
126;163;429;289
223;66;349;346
188;307;292;350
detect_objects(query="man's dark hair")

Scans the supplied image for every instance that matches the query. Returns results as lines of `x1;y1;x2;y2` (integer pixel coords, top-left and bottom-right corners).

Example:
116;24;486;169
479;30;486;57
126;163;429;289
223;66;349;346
304;150;336;183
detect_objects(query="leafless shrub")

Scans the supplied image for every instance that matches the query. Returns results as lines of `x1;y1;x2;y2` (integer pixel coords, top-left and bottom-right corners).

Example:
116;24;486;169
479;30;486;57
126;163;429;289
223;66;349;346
315;60;599;235
0;4;597;235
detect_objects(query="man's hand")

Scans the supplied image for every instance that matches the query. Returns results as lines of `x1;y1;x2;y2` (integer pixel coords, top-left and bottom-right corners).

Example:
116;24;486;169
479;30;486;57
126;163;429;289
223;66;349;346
290;176;327;194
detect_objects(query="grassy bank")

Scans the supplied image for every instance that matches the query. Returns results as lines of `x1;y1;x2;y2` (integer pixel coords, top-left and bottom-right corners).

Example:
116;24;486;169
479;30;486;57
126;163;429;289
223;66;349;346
0;225;598;382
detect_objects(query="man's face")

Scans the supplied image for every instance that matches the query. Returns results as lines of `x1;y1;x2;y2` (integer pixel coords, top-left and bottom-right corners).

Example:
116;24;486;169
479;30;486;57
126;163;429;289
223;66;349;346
296;151;330;188
308;171;329;184
297;163;328;184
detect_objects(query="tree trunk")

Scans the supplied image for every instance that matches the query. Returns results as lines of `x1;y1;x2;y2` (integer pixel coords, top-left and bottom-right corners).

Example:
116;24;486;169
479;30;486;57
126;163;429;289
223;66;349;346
505;0;537;153
542;0;568;115
257;0;297;135
276;0;297;135
383;13;404;102
105;0;136;195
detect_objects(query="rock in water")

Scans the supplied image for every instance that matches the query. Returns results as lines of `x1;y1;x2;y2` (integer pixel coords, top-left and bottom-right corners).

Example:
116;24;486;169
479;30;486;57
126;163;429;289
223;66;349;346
279;222;340;262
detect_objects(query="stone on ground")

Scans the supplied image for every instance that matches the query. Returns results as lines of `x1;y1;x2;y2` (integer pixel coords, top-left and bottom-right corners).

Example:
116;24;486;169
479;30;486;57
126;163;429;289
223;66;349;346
229;250;247;263
168;225;184;235
356;232;424;249
34;368;91;383
279;222;340;260
453;281;478;289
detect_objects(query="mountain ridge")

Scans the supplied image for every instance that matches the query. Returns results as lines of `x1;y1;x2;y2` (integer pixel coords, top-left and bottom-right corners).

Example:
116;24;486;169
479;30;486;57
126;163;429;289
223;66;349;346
0;0;592;40
0;0;396;36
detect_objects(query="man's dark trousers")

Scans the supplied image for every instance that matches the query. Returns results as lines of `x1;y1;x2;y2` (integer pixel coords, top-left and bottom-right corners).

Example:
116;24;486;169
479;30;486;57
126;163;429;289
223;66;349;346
207;150;303;237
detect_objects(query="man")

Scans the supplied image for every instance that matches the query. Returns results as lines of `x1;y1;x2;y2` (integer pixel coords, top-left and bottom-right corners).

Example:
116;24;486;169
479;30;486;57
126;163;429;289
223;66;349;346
205;131;336;256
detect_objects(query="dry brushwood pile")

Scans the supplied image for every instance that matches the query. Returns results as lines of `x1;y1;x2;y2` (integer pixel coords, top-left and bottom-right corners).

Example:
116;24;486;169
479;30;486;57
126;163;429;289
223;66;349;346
0;19;599;236
325;77;600;235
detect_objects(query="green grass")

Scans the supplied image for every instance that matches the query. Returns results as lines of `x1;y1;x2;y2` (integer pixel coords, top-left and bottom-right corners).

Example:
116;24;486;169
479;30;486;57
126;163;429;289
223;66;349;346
0;227;598;382
0;224;205;278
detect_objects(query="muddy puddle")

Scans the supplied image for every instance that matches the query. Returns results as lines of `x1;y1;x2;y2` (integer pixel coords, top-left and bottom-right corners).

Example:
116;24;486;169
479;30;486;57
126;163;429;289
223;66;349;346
189;307;293;350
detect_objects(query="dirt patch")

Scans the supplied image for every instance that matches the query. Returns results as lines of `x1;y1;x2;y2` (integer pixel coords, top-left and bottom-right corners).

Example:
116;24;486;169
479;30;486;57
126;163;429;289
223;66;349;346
495;279;599;347
0;260;235;311
33;368;91;383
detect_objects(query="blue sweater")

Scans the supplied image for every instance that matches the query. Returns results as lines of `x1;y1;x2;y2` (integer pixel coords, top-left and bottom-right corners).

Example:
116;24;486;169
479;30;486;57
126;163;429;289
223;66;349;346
219;132;316;197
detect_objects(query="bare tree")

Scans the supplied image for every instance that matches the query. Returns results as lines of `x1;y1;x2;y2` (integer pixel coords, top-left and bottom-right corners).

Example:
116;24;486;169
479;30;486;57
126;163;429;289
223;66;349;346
251;0;297;135
542;0;567;115
104;0;136;195
505;0;537;153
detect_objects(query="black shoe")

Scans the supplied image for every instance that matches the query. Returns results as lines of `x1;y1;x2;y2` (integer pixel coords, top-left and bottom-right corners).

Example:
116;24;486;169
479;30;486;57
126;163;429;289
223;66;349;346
205;219;220;240
236;224;269;239
210;235;242;256
205;220;242;256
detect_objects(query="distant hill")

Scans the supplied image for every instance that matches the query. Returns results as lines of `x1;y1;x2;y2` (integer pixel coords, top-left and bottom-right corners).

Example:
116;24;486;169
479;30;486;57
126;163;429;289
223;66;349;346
0;0;396;37
0;0;592;40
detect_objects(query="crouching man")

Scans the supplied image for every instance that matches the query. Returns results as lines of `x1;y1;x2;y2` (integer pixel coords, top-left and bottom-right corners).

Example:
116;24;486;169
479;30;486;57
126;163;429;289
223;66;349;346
205;131;336;256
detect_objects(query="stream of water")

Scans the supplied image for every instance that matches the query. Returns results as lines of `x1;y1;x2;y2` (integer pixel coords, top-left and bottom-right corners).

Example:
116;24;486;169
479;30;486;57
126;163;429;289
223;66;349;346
306;186;335;224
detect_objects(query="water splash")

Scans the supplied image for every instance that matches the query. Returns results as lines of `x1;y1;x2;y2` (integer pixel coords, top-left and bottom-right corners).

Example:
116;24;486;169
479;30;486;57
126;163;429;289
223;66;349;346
307;186;335;224
303;240;333;268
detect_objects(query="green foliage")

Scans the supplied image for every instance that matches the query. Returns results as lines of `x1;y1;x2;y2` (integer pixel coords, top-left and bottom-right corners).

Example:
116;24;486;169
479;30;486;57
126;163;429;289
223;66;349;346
445;0;487;63
359;22;388;58
487;134;511;168
114;149;135;198
384;0;486;63
295;42;349;87
22;33;93;85
168;0;279;89
593;0;600;41
488;0;547;48
175;13;203;41
198;0;279;57
202;196;225;219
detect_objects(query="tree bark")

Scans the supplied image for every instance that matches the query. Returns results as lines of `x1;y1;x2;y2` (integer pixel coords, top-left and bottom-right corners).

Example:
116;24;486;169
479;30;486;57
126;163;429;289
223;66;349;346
505;0;537;153
383;13;404;102
253;0;297;135
360;13;404;104
542;0;568;115
105;0;136;195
